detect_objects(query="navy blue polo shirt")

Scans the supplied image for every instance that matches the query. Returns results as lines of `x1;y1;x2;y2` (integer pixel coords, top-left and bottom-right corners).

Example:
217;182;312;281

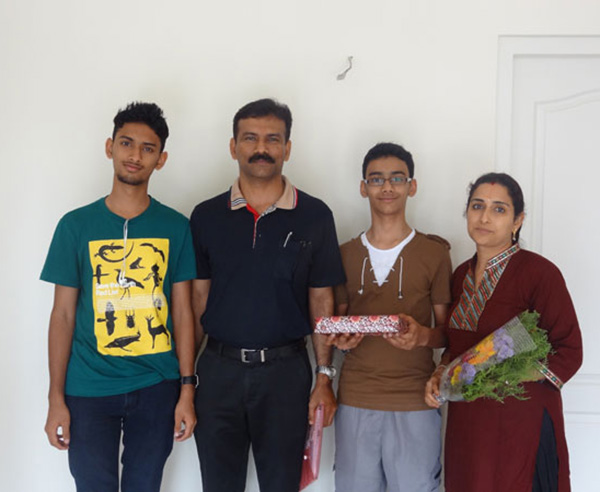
190;177;345;349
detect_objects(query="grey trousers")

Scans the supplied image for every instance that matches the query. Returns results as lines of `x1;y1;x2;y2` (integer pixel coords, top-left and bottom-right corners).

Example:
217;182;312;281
335;404;442;492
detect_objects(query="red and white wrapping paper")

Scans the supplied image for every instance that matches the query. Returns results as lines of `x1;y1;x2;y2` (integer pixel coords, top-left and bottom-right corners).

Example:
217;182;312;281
314;315;407;335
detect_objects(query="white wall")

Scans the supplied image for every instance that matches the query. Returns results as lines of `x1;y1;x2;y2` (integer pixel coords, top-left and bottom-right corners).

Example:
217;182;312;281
1;1;599;490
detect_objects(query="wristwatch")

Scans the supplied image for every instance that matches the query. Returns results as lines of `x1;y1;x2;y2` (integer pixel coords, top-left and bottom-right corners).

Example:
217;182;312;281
181;375;199;388
315;365;337;380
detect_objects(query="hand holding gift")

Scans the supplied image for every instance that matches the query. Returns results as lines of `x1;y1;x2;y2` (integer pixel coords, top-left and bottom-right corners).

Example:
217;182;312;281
326;332;365;351
383;313;432;351
317;315;408;351
315;315;408;335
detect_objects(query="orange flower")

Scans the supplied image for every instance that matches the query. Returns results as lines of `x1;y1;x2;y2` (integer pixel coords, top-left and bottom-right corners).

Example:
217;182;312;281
469;338;496;365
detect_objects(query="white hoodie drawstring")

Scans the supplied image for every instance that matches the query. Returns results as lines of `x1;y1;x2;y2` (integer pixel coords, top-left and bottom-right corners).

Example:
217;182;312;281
397;256;404;299
117;219;129;288
357;254;404;299
357;256;368;295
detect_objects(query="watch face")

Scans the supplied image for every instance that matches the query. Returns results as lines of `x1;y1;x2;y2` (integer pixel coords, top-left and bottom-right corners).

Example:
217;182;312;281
181;375;199;387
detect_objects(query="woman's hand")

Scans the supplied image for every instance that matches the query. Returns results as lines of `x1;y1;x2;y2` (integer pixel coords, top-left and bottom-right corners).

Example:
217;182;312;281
424;365;446;408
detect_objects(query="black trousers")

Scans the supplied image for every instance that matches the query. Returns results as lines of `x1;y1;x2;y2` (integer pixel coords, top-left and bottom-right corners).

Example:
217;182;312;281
194;345;312;492
532;408;559;492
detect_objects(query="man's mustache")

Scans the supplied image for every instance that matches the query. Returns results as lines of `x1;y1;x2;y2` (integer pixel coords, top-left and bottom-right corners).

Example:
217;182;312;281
249;153;275;164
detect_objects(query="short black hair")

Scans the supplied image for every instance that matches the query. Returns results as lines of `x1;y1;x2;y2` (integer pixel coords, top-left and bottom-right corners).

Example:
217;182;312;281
112;102;169;151
362;143;414;179
233;98;292;141
467;172;525;243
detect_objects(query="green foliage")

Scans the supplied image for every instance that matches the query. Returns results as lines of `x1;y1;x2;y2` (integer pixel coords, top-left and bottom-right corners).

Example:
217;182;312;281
462;311;552;402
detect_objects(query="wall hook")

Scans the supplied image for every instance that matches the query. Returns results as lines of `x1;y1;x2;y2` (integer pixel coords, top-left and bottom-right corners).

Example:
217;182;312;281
336;56;354;81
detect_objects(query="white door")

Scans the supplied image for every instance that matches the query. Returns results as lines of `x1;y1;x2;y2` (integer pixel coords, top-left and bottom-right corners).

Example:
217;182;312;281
496;35;600;492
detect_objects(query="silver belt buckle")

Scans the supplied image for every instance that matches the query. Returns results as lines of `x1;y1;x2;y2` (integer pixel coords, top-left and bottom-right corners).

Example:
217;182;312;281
241;348;267;363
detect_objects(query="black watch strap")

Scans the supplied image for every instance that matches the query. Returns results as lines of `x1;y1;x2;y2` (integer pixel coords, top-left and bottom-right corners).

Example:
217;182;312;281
181;375;199;388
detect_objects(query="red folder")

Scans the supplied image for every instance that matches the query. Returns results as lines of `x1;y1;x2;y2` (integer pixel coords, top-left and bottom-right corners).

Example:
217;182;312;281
299;404;324;490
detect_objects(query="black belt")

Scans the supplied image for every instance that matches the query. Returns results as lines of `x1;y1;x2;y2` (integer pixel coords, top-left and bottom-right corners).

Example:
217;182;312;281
205;337;305;364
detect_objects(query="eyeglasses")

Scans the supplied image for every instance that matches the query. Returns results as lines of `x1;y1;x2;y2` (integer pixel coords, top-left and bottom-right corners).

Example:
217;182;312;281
363;176;413;187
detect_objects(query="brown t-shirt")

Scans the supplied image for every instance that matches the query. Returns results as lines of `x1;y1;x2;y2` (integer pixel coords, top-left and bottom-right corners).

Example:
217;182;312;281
336;232;452;411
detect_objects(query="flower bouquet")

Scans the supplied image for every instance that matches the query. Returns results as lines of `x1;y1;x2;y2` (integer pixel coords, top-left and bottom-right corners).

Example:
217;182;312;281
437;311;552;403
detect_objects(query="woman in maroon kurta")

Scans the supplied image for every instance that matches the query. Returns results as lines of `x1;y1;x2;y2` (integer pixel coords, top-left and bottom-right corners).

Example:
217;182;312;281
425;173;582;492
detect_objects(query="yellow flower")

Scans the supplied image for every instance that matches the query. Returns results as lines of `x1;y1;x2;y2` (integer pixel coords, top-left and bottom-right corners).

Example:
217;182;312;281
450;365;462;385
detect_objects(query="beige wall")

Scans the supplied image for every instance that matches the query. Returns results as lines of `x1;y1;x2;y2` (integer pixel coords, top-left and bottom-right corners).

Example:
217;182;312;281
2;1;599;490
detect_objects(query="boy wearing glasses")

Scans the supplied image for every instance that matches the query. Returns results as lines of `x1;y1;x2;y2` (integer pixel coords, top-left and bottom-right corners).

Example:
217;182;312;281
329;142;452;492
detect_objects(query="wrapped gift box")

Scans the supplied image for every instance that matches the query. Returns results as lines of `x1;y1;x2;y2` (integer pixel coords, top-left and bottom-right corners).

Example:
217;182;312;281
314;315;407;335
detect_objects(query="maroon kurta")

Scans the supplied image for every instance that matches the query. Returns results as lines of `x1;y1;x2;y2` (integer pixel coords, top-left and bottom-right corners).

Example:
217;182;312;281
444;249;583;492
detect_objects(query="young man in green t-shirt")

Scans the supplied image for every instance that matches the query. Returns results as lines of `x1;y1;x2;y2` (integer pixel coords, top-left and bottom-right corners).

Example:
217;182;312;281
41;102;197;492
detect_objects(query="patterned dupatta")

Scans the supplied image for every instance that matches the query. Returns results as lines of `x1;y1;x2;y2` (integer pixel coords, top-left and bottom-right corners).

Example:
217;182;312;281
449;244;520;332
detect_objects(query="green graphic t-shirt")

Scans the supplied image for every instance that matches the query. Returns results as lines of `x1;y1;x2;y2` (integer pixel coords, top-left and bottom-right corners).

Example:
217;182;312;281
41;197;196;397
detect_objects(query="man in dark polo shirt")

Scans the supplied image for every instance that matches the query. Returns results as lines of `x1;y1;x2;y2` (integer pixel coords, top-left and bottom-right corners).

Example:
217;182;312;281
190;98;345;492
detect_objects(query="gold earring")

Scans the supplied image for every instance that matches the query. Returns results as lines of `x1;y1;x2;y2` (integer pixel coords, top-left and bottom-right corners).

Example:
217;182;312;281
511;230;517;242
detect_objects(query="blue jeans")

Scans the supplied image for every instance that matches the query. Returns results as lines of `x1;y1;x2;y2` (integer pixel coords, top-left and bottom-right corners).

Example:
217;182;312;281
65;379;179;492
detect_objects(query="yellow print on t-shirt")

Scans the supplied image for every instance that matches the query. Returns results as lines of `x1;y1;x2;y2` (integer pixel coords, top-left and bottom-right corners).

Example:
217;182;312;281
88;238;171;356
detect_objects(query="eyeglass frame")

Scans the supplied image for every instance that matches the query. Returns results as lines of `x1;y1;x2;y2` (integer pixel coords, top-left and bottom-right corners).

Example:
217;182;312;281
363;175;413;187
